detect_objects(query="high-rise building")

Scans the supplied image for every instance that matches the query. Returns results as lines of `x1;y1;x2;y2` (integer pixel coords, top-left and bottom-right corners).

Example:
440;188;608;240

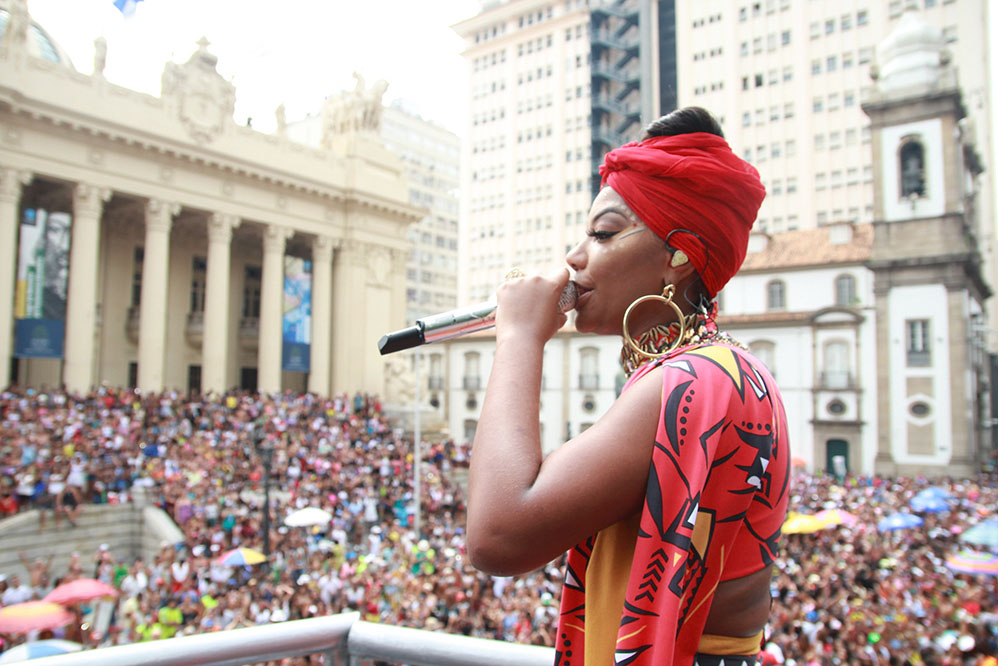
379;105;462;325
676;0;993;286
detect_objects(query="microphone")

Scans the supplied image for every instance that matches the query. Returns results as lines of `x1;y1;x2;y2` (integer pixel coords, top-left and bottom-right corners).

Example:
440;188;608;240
378;281;578;355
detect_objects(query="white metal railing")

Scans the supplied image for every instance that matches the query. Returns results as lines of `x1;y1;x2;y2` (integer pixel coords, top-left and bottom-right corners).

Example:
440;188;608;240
19;613;556;666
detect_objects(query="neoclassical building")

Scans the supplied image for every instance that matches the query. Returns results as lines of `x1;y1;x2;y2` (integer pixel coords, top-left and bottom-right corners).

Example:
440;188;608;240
0;5;422;396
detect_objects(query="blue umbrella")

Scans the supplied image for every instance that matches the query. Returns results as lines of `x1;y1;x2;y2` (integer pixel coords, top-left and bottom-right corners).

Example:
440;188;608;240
959;518;998;551
878;512;924;531
910;494;949;513
0;639;82;662
914;486;952;501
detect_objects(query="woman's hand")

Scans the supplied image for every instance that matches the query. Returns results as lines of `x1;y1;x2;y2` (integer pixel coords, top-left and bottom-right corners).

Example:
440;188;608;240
494;268;570;347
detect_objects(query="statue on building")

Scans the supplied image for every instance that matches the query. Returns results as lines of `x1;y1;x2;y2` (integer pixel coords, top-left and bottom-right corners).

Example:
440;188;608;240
93;36;107;77
384;355;418;405
275;103;287;136
319;72;389;148
3;0;30;48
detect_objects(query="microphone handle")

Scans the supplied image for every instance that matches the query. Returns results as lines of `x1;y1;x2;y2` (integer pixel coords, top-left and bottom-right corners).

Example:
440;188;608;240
377;282;577;355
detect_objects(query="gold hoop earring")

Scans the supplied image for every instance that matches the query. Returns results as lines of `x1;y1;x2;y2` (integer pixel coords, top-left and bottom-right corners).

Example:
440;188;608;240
621;284;686;363
670;250;689;268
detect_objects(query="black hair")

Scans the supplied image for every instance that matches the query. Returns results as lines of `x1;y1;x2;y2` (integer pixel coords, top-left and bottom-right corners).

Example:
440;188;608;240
641;106;724;140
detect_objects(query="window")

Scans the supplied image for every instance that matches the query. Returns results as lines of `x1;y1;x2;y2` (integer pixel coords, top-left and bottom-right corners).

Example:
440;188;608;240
131;246;144;307
843;52;854;68
771;142;781;158
816;171;827;188
817;211;828;225
823;340;851;388
785;139;796;156
783;65;793;82
835;274;856;306
810;21;820;38
841;14;852;30
813;97;824;112
741;41;749;56
942;26;956;43
742;111;751;127
811;59;822;75
769;106;780;122
857;10;868;26
753;37;762;53
815;134;826;151
190;257;207;312
825;19;835;34
463;351;482;389
787;176;797;193
579;346;599;389
243;266;261;318
826;55;838;72
784;102;795;119
899;138;926;198
859;47;872;65
781;29;791;45
844;91;856;107
767;280;786;310
906;319;931;366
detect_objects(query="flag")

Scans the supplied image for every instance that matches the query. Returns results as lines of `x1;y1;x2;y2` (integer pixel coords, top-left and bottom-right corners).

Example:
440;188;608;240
113;0;144;17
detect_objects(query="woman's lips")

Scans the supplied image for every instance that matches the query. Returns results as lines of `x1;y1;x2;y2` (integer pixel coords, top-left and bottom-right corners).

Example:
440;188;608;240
574;286;592;310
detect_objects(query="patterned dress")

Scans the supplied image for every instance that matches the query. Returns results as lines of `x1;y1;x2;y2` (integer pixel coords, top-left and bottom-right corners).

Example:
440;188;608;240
555;343;791;666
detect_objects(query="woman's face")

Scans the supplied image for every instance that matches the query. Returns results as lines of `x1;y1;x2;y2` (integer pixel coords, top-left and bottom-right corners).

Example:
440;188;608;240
566;187;691;336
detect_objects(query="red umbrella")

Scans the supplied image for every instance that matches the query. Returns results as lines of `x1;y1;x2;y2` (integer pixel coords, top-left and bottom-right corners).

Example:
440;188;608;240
44;578;118;605
0;601;74;634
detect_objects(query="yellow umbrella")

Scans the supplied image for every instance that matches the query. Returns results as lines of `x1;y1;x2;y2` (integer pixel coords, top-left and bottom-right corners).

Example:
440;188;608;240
782;512;827;534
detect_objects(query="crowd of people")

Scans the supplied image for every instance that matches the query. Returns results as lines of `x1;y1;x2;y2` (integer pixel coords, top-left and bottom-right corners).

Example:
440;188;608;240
0;386;995;665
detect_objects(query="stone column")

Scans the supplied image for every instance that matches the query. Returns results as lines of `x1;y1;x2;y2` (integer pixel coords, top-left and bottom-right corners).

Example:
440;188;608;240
64;184;110;394
308;235;335;396
202;213;239;395
258;224;291;394
137;199;178;393
0;169;31;387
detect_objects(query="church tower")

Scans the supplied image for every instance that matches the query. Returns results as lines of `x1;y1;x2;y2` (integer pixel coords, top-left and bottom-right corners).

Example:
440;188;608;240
862;3;989;476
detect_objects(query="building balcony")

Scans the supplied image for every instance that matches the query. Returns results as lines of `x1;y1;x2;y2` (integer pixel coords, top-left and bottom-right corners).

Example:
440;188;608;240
185;311;204;349
125;305;139;345
579;373;600;390
428;376;445;390
462;376;481;391
239;316;259;348
40;612;554;666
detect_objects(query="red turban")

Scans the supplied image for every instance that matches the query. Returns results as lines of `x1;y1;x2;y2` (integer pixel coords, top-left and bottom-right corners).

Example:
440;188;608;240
599;132;765;297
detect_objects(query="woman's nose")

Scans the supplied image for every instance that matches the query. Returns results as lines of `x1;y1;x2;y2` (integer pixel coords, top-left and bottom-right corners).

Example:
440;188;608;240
565;239;586;270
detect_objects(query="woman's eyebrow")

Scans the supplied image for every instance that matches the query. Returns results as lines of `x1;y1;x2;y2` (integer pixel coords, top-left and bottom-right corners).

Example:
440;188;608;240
589;206;637;225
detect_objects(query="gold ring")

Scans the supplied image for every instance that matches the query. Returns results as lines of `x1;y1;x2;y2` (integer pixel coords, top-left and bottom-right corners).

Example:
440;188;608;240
504;267;526;281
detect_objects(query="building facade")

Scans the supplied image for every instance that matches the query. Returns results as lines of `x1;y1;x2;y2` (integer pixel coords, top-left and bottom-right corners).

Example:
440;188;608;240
0;6;421;397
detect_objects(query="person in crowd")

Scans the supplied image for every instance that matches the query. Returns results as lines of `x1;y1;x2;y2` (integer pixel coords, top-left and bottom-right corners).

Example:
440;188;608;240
467;106;790;666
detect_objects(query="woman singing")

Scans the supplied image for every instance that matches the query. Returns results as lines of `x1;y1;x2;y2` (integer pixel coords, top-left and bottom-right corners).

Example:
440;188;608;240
467;107;791;666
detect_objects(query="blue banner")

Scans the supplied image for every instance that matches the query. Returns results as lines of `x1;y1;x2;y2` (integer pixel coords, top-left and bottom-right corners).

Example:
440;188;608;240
281;257;311;372
14;319;65;358
14;209;71;358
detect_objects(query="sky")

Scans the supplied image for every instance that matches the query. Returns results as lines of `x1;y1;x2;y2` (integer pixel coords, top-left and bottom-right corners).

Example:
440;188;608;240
27;0;481;135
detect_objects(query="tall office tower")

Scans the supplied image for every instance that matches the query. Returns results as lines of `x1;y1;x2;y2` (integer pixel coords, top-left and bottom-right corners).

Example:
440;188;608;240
380;105;462;325
674;1;993;248
454;0;678;304
287;105;461;327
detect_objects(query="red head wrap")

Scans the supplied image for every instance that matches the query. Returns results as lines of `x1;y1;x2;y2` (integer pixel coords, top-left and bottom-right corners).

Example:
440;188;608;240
599;132;766;297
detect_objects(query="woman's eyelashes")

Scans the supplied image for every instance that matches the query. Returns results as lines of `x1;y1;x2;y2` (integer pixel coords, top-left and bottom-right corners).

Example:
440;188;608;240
586;228;620;241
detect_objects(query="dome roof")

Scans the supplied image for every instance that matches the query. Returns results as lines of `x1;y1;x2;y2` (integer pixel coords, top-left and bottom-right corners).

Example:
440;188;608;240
0;5;77;71
874;4;947;92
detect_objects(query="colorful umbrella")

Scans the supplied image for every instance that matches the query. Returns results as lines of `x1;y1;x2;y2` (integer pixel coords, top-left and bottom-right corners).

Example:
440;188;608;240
878;512;923;531
782;512;827;534
0;639;82;663
815;509;859;528
215;546;267;566
915;486;953;501
959;518;998;551
945;550;998;576
283;507;333;528
44;578;118;606
0;602;74;634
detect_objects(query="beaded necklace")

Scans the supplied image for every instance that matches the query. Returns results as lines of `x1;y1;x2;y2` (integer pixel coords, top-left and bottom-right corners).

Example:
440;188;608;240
620;303;745;377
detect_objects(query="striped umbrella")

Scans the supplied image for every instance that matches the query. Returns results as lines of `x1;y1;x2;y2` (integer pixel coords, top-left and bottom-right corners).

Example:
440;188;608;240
0;601;74;634
945;550;998;576
215;546;267;566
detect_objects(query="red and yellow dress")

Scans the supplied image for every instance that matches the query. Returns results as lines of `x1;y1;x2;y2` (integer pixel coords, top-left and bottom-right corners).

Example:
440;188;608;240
554;342;791;666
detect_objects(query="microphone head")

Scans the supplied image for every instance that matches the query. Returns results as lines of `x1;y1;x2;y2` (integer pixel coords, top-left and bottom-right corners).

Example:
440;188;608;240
558;281;579;313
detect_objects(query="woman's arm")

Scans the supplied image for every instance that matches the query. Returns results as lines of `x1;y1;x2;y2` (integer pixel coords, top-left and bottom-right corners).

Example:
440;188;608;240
467;271;664;575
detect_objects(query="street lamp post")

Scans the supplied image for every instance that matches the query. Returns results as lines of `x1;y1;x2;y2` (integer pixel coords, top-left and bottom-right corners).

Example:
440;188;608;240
254;427;274;570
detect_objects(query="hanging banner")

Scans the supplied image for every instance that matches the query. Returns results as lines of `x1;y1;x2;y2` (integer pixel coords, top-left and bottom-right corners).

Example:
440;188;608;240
281;257;311;372
14;208;71;358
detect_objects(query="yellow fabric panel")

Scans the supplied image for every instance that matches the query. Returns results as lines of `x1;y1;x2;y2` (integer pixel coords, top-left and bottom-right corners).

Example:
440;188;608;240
585;512;641;664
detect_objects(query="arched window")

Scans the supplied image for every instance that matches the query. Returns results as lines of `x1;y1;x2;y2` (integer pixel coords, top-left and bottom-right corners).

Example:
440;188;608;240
749;340;776;377
767;280;786;310
463;351;481;390
835;274;855;306
822;340;850;388
579;346;599;389
899;137;926;198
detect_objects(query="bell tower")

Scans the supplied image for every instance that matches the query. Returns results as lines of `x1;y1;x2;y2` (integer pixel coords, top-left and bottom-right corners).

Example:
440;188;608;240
862;2;989;476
